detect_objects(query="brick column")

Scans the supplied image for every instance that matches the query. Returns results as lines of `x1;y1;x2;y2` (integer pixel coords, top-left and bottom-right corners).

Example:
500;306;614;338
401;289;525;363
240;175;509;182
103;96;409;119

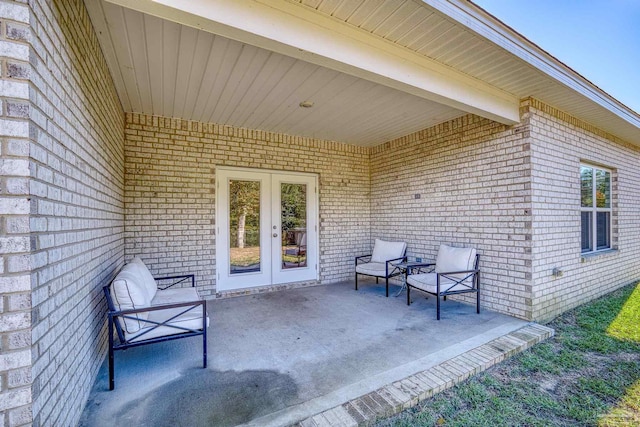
0;1;34;426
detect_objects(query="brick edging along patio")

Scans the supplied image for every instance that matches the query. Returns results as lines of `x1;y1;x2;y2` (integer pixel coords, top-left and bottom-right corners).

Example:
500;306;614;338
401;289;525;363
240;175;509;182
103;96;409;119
296;323;554;427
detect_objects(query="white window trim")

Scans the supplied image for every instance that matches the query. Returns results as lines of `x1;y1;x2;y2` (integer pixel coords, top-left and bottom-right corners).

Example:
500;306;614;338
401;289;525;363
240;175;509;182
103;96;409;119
580;164;612;253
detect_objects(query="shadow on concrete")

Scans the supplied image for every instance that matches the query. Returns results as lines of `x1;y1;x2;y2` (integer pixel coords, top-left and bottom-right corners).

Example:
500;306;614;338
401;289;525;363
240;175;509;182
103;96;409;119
89;369;297;427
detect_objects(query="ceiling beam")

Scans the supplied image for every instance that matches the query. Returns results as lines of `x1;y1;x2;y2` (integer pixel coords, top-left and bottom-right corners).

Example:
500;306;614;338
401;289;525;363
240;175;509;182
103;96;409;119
103;0;521;125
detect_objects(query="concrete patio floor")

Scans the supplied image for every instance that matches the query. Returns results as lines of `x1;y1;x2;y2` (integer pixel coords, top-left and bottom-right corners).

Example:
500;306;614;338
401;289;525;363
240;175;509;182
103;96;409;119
79;280;551;427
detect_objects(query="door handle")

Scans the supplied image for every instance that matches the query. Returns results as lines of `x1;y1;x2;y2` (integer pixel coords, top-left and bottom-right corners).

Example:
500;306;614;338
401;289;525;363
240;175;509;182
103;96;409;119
273;233;278;238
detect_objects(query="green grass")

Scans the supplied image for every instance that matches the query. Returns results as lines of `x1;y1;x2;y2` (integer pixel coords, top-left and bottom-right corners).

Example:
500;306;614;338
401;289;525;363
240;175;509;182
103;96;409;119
376;282;640;427
607;285;640;343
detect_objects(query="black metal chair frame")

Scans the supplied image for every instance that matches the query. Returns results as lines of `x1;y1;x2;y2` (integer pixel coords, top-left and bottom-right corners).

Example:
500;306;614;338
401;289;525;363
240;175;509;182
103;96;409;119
355;254;407;297
103;274;207;390
406;254;480;320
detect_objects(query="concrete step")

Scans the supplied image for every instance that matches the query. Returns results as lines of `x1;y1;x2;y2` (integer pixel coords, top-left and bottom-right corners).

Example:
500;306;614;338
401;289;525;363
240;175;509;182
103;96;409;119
294;323;554;427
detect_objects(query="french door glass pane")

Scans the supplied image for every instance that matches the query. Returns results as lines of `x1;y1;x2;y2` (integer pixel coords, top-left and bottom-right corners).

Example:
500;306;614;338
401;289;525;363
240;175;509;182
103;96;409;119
596;212;610;250
581;211;592;252
229;180;261;274
595;170;610;208
580;166;593;207
281;183;307;269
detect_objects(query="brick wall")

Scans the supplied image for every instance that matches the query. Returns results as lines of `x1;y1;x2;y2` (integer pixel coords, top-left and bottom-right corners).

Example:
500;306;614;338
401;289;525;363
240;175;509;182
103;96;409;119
370;114;534;320
526;98;640;321
27;1;124;426
0;2;33;425
124;101;640;325
124;114;370;296
0;2;637;426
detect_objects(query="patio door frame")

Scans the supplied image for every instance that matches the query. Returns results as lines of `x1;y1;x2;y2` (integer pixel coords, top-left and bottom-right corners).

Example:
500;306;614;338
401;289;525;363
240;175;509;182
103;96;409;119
215;166;319;292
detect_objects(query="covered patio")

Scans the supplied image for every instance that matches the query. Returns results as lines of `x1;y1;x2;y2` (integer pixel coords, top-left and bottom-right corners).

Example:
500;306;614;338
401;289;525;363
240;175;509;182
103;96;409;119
80;281;551;426
3;0;639;425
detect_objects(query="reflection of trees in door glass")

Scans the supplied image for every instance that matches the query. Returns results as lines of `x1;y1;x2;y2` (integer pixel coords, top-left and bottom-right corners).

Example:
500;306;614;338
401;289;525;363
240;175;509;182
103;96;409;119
281;183;307;269
229;180;260;273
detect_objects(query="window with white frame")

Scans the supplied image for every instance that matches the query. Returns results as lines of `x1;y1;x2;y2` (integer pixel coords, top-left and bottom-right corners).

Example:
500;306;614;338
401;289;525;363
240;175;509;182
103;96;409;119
580;164;611;253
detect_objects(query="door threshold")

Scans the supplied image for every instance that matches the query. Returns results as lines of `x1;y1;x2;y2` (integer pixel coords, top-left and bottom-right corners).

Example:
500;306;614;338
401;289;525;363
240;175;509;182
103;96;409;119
214;280;321;299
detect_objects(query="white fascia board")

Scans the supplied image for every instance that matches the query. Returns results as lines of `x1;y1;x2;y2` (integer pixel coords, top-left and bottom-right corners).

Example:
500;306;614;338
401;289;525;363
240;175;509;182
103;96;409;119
104;0;520;125
427;0;640;128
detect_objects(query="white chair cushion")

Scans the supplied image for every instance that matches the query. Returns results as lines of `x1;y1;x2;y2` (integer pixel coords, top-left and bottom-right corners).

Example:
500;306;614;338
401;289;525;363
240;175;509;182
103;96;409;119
355;262;388;277
111;263;151;333
151;287;201;306
125;306;208;342
370;239;406;263
407;273;472;294
130;256;158;301
125;287;208;342
435;245;476;274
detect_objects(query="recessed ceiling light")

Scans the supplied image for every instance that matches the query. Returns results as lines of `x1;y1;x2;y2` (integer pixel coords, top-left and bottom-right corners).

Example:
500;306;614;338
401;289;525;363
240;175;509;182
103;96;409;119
299;100;314;108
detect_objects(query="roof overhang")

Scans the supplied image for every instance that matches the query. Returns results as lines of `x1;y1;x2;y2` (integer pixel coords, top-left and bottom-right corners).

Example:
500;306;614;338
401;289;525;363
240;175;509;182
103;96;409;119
87;0;640;147
429;0;640;139
98;0;521;124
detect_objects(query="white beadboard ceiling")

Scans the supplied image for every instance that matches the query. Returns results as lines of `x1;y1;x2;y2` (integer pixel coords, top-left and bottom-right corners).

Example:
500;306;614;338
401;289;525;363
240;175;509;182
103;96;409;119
85;0;640;147
294;0;640;144
86;1;466;146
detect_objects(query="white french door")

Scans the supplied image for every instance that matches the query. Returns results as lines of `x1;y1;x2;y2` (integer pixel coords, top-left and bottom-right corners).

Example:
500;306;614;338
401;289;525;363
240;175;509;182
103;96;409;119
216;167;318;291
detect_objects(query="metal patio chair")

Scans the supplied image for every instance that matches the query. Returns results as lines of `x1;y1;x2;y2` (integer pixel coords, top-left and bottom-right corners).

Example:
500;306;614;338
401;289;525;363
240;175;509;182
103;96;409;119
355;238;407;297
104;257;208;390
406;244;480;320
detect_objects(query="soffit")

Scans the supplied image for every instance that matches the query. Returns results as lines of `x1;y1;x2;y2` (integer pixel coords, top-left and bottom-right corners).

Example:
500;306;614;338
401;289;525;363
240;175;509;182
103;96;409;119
86;1;469;146
86;0;640;147
295;0;640;146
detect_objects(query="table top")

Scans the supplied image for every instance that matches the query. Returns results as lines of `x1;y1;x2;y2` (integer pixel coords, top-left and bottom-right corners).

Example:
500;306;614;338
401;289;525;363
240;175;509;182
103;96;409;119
392;260;432;268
